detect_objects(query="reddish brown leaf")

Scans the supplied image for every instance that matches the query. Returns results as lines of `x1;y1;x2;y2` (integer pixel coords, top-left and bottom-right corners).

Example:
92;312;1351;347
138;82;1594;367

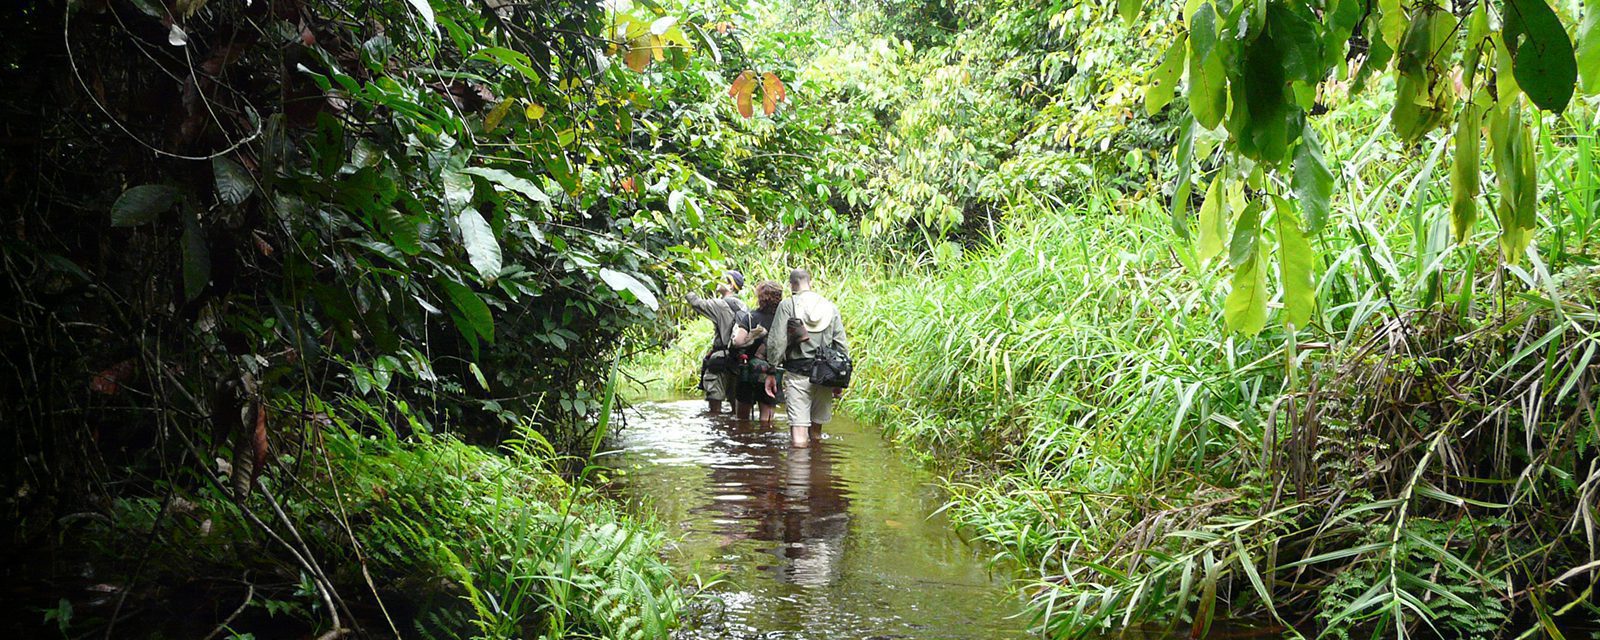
90;360;135;395
761;72;786;115
248;398;268;488
252;232;274;257
624;37;653;72
728;71;755;118
620;176;636;192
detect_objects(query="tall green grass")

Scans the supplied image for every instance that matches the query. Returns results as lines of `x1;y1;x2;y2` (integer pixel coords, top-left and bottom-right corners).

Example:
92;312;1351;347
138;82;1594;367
633;92;1600;637
826;93;1600;637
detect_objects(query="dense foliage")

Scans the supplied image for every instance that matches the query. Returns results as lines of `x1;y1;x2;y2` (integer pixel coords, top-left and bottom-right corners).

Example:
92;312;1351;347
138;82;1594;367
0;0;839;634
634;0;1600;638
10;0;1600;636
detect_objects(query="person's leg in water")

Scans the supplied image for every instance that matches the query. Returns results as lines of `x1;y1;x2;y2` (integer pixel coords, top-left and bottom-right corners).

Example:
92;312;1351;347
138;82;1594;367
784;376;838;447
704;370;731;414
807;385;836;442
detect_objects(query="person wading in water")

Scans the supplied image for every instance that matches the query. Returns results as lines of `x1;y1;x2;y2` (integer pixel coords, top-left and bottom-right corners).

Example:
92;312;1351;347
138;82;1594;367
729;280;783;427
764;269;848;447
687;277;741;414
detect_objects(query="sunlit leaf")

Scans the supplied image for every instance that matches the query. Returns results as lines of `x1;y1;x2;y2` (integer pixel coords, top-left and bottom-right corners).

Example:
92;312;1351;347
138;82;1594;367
624;36;653;72
729;70;755;118
598;268;659;310
1292;126;1333;234
1229;200;1261;268
1197;175;1226;263
1275;197;1314;328
1145;36;1186;116
484;99;513;132
456;207;502;282
762;72;787;116
1579;3;1600;95
1450;97;1483;243
1490;101;1538;262
1225;250;1268;336
1117;0;1142;25
404;0;436;35
1187;3;1227;130
460;167;549;204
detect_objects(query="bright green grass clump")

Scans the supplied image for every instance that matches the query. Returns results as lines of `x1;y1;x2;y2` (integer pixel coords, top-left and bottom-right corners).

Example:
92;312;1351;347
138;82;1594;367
835;195;1282;577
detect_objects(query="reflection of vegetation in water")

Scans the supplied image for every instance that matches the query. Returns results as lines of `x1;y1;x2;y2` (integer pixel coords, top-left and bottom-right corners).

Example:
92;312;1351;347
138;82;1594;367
607;401;1027;639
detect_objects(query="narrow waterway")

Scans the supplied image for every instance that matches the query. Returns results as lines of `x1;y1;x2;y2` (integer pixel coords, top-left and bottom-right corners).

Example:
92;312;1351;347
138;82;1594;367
602;398;1030;639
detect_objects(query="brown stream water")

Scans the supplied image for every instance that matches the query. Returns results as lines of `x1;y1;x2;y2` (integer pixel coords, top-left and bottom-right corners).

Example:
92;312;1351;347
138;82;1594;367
601;398;1031;639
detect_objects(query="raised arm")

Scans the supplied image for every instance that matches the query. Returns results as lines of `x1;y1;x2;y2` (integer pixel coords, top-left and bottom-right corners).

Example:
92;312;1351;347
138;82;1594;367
685;293;717;319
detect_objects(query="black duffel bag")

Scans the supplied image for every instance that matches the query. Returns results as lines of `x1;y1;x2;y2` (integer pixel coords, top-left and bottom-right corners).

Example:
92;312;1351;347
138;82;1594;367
809;344;853;389
702;348;734;374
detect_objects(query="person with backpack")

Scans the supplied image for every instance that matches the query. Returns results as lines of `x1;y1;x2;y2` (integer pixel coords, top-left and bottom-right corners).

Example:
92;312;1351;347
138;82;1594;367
687;281;740;414
729;280;783;426
764;269;851;447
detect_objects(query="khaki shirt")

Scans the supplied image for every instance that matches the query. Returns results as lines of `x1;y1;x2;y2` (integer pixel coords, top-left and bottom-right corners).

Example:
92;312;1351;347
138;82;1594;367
766;290;847;371
687;294;736;349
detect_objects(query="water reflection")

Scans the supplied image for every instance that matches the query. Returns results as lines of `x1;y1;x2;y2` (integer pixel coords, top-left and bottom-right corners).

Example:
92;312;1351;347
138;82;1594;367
605;399;1029;640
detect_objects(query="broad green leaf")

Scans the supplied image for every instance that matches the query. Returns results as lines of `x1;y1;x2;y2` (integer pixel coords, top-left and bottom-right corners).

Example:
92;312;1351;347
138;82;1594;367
1490;102;1538;262
1578;1;1600;95
1292;126;1333;234
1235;29;1299;164
1391;7;1457;142
111;185;180;226
1171;116;1196;239
456;207;502;281
1225;251;1268;336
1275;199;1314;328
1502;0;1577;113
598;268;660;311
1450;98;1483;243
181;213;209;301
1197;175;1226;262
1187;4;1228;130
212;156;254;205
460;167;549;204
378;209;422;256
440;279;494;345
1268;3;1323;83
443;169;474;213
1117;0;1143;26
545;150;578;193
469;47;539;80
483;99;513;132
1145;36;1187;116
1228;200;1261;268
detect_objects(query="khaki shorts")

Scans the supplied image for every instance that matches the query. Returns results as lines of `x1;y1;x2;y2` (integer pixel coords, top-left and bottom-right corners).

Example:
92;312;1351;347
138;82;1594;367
783;374;835;427
700;371;733;402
